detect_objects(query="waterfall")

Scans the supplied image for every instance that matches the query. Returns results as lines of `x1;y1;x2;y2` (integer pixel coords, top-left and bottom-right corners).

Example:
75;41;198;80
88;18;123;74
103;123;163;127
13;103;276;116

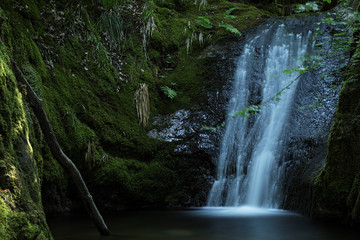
207;18;317;208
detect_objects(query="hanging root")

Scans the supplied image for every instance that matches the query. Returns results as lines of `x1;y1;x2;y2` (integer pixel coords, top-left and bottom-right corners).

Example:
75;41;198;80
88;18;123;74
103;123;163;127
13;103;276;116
85;139;96;170
134;83;150;127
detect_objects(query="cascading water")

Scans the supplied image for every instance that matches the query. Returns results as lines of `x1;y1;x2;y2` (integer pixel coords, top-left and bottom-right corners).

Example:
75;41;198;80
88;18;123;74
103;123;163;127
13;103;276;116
207;17;319;208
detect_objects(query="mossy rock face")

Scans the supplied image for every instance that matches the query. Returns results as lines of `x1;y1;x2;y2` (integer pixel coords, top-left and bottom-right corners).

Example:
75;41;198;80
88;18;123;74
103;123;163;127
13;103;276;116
92;155;177;209
312;45;360;226
0;50;53;239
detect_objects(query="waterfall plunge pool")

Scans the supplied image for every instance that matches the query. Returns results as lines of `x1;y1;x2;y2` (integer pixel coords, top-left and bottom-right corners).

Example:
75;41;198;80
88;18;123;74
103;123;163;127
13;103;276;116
49;14;355;240
48;207;359;240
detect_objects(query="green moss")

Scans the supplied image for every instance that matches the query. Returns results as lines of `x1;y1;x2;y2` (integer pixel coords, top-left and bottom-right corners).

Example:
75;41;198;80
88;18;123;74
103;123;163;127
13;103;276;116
0;196;14;240
0;55;26;151
94;155;176;205
0;52;53;239
21;64;44;98
94;157;133;189
132;160;176;203
257;3;285;16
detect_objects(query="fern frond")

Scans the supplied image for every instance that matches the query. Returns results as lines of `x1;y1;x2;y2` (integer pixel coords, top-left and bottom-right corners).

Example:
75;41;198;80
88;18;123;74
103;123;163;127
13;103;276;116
218;23;241;35
196;16;213;29
161;86;177;99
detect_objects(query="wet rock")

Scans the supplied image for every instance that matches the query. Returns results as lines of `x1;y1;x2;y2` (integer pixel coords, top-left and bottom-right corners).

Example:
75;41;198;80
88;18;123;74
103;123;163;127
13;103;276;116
147;38;246;206
281;16;349;212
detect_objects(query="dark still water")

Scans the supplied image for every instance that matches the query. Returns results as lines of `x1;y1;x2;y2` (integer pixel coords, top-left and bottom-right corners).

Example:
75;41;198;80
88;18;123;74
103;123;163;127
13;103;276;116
48;207;359;240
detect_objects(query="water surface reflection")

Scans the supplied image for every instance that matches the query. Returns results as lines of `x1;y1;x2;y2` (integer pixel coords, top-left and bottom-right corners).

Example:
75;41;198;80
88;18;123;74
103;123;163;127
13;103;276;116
48;207;359;240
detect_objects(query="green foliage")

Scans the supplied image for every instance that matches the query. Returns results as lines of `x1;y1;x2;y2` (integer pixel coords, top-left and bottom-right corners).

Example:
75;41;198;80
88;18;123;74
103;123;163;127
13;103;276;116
195;16;213;29
298;102;324;110
283;66;308;75
161;85;177;99
323;17;336;24
98;8;124;52
283;69;292;75
235;104;261;117
195;13;242;36
295;2;319;13
218;23;241;35
201;125;217;130
21;64;43;98
94;156;176;205
224;8;237;19
202;121;225;130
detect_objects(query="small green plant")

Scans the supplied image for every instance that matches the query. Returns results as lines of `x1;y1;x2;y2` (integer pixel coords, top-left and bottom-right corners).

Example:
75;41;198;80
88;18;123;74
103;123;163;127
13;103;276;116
295;2;319;13
195;16;213;29
283;66;309;75
160;85;177;99
98;8;124;52
218;23;241;35
224;8;237;19
235;105;261;117
202;122;225;130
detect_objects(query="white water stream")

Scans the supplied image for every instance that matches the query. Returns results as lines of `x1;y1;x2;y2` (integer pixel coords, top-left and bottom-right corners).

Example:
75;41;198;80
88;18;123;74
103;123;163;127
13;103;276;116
207;20;315;207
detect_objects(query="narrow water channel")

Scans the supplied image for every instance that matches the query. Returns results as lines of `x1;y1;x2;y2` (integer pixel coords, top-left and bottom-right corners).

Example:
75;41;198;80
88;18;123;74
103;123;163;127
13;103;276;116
48;208;359;240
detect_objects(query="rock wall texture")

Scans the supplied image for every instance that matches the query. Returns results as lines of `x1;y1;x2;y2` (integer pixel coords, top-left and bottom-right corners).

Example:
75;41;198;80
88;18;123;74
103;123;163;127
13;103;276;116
312;37;360;227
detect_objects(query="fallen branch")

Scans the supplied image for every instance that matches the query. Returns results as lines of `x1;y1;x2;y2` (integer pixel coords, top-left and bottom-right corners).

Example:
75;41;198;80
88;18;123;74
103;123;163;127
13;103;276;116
1;39;110;236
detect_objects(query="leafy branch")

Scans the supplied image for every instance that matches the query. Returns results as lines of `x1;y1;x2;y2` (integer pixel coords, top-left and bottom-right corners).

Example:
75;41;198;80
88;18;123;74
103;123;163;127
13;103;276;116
201;73;303;131
235;74;301;118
